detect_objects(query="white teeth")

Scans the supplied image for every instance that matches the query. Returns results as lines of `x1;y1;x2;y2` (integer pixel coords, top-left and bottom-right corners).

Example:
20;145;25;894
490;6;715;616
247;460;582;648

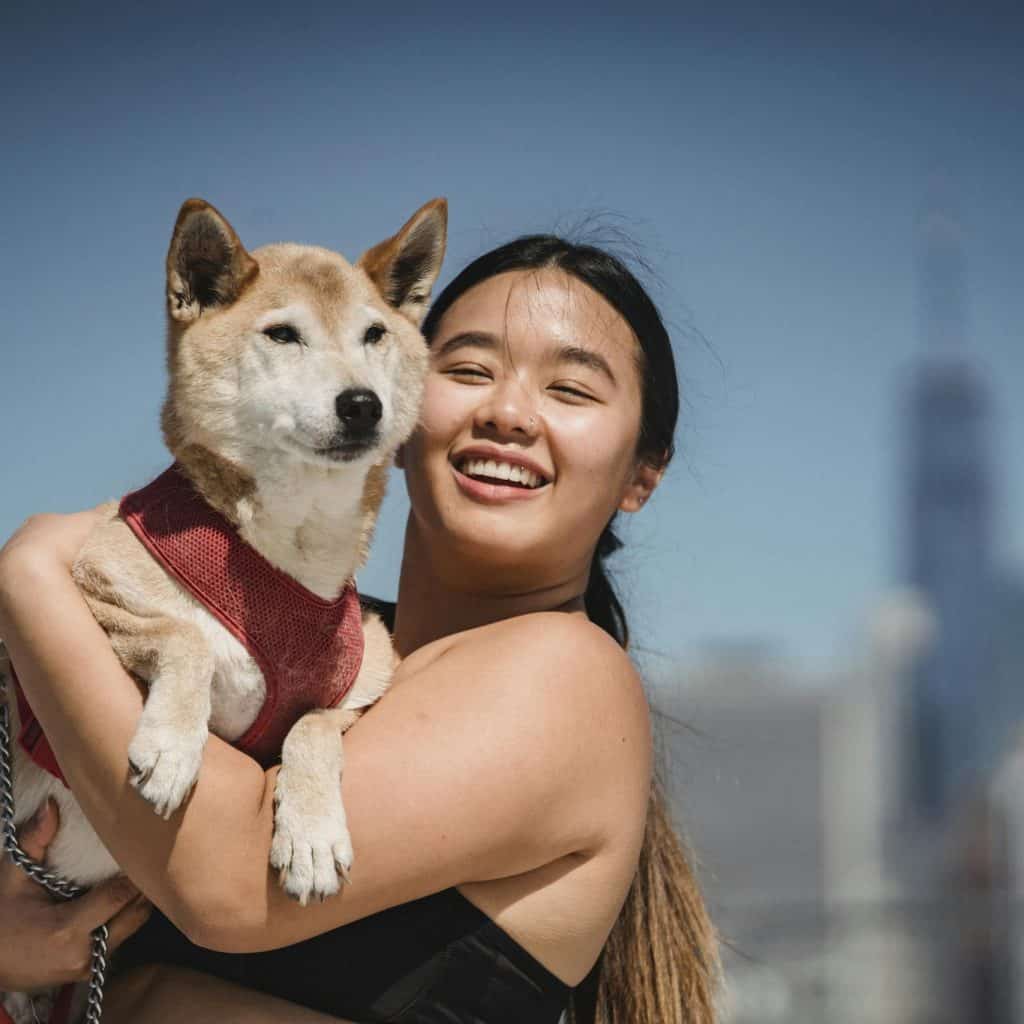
459;457;545;488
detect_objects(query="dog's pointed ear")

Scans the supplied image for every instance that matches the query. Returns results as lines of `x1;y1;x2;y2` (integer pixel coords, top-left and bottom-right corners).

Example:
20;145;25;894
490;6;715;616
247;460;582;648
358;199;447;326
166;199;258;323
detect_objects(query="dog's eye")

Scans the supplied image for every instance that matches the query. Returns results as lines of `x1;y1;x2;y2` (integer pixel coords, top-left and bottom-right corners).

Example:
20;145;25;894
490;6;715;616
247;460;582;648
264;325;301;345
363;323;387;346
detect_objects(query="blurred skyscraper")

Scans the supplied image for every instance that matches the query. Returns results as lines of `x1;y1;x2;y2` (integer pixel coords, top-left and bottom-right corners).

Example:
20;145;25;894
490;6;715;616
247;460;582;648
904;204;999;820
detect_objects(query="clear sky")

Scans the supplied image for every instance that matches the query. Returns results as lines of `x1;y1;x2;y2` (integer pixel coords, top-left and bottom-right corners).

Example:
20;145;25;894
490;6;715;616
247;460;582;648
2;2;1021;670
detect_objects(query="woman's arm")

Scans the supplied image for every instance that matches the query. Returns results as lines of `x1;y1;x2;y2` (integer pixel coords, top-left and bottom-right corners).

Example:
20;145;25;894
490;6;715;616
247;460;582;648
0;514;651;954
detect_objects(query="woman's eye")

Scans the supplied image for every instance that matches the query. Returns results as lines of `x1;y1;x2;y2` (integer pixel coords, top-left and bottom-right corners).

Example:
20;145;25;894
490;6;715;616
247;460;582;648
263;324;301;345
363;323;387;345
445;366;491;381
551;384;593;400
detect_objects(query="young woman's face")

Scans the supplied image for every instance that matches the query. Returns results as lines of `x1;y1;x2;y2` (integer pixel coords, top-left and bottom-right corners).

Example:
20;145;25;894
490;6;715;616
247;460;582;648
402;268;659;591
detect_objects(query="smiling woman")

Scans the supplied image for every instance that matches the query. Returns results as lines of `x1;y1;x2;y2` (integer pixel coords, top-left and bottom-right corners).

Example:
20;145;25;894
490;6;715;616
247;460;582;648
402;267;657;597
0;233;720;1024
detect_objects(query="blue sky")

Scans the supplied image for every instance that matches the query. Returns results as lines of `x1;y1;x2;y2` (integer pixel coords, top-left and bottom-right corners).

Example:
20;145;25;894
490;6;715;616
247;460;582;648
2;2;1021;669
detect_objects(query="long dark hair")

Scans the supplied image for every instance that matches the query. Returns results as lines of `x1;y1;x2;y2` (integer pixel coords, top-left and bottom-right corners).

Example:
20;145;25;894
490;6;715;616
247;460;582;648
422;237;721;1023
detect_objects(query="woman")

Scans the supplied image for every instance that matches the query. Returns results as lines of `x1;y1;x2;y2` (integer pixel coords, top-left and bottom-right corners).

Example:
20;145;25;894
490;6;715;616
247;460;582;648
0;236;721;1023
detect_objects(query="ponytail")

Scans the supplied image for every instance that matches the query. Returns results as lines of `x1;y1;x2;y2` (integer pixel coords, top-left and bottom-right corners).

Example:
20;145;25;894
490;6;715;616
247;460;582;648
575;527;723;1024
584;520;628;647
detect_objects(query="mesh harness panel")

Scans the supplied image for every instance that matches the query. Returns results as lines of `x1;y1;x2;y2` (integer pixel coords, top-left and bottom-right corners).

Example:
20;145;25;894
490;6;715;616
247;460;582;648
16;464;365;778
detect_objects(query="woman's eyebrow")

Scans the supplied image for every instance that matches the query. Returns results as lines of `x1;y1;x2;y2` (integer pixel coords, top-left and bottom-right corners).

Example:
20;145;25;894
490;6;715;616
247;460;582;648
556;344;617;385
436;333;616;385
435;331;499;358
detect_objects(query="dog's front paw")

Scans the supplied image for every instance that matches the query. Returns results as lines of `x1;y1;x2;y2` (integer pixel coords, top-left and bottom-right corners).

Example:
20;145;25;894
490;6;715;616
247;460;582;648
127;720;207;819
270;765;353;905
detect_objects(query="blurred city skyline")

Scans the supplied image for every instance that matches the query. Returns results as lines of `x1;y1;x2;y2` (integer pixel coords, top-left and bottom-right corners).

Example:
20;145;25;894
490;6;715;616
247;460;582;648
2;2;1021;669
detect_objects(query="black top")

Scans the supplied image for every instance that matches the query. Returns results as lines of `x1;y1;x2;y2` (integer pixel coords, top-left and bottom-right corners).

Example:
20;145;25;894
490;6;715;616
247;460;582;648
111;597;600;1023
113;887;573;1022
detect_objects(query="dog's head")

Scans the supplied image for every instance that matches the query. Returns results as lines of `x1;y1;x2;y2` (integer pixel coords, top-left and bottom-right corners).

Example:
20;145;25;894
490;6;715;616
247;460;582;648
161;198;446;478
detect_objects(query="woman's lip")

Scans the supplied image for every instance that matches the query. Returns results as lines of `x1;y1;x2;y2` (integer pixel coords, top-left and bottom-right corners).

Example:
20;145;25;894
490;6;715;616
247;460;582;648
451;463;550;504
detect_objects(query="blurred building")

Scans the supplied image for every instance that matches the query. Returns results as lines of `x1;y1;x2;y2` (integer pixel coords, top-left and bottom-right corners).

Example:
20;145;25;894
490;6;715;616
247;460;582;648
895;201;1024;1021
660;639;929;1024
904;355;997;817
901;202;1024;813
987;731;1024;1023
992;576;1024;760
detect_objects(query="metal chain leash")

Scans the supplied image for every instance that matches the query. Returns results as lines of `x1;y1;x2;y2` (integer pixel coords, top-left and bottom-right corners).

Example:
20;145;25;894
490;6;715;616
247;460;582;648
1;674;109;1024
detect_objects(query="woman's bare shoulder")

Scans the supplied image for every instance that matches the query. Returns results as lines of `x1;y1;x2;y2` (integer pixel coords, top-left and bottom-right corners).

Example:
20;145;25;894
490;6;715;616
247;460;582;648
474;611;645;686
436;611;652;768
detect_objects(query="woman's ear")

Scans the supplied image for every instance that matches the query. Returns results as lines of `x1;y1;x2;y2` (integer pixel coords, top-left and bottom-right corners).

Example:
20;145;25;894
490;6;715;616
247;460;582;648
619;459;665;513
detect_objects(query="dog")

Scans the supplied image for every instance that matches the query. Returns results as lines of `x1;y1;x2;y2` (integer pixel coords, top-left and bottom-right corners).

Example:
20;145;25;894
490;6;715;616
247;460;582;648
0;195;446;1024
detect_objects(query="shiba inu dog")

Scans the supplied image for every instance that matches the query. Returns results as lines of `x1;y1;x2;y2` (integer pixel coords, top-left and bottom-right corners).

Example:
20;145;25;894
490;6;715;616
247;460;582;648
1;196;446;1023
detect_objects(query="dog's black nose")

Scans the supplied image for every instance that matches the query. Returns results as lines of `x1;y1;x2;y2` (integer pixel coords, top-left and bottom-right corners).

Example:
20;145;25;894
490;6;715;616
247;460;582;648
335;389;383;436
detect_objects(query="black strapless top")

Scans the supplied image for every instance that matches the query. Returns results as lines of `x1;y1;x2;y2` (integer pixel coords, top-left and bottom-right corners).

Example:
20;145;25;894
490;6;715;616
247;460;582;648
113;887;576;1022
112;597;601;1023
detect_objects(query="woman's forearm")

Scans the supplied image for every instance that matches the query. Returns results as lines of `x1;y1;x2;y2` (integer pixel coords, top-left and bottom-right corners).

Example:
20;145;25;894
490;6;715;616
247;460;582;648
0;548;273;940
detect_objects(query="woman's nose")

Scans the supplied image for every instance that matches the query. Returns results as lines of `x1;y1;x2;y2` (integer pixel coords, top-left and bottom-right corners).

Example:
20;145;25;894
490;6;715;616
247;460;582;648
473;379;539;438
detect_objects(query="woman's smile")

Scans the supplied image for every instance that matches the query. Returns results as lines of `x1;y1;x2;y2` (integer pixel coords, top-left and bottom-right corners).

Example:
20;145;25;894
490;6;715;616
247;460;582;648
451;462;550;504
449;444;552;503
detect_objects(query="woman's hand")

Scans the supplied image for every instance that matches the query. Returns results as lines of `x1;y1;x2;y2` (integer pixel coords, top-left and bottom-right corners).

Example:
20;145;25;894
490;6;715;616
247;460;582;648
0;799;152;990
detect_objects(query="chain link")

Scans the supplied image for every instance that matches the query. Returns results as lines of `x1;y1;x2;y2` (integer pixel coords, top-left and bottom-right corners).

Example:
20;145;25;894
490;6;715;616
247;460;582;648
1;673;110;1023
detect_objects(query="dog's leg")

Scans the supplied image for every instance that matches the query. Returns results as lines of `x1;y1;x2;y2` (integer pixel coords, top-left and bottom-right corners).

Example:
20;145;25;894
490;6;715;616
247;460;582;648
270;704;360;905
270;613;394;905
86;598;216;819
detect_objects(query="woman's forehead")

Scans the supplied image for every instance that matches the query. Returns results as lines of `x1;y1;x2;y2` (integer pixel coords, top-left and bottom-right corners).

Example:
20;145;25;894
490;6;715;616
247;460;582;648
437;268;637;361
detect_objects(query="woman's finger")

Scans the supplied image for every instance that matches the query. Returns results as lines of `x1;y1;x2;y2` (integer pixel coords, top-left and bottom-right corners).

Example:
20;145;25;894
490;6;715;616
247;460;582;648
15;797;60;862
105;894;154;952
68;875;140;933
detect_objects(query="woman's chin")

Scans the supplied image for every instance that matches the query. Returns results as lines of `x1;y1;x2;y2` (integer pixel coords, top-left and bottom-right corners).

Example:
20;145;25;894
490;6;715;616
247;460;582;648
440;523;550;576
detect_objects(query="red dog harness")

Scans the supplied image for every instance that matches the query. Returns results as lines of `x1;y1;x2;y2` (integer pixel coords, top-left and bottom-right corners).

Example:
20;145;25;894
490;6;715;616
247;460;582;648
15;464;365;782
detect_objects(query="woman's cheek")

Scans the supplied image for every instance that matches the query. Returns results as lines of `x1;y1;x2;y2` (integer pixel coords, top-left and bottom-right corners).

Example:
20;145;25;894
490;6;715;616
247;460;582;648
420;376;477;439
417;376;452;433
554;405;638;484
